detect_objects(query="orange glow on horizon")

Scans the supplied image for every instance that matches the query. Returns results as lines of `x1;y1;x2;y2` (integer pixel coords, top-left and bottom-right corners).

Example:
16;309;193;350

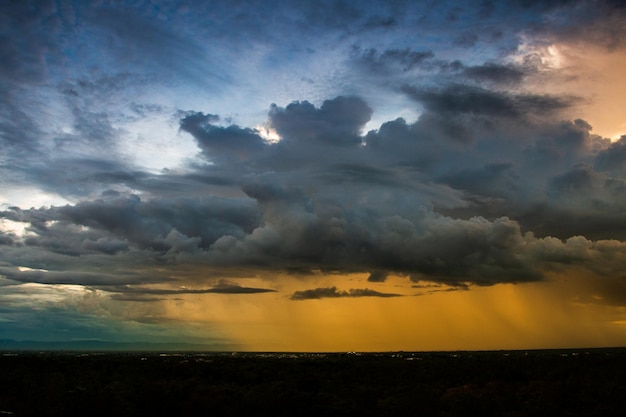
134;272;626;352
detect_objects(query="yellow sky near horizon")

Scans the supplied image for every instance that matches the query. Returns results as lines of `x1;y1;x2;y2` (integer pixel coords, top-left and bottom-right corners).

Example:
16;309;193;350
117;271;626;352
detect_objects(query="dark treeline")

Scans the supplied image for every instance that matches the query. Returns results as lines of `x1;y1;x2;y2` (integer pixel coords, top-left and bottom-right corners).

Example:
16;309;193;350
1;349;625;416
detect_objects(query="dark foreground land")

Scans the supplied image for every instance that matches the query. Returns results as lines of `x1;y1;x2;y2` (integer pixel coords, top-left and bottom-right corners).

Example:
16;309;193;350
1;349;625;417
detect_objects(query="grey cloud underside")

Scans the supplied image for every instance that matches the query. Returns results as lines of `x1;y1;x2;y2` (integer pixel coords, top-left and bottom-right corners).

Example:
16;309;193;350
103;284;277;302
0;267;153;286
290;286;402;300
461;63;526;85
351;47;526;86
402;84;577;118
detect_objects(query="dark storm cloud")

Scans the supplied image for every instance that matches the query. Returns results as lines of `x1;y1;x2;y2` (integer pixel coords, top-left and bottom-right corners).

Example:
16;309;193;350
367;271;389;282
439;163;518;197
0;232;14;246
386;111;626;241
290;286;402;300
54;194;260;251
207;284;277;294
412;281;469;291
201;191;547;285
312;163;405;187
461;63;526;85
534;236;626;280
19;158;149;199
268;96;372;145
517;203;626;242
550;163;597;193
402;84;576;118
0;193;261;279
82;237;129;255
5;85;626;290
526;0;626;49
183;97;377;175
595;136;626;176
178;112;267;161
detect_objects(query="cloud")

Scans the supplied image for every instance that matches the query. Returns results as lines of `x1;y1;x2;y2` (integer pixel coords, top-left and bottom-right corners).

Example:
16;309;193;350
290;286;402;300
0;90;45;161
0;0;70;84
595;136;626;175
105;283;277;300
3;86;626;292
179;112;267;161
461;62;526;85
453;32;479;47
201;202;554;286
524;0;626;49
0;266;154;286
206;283;277;294
402;84;576;118
367;270;390;282
17;158;147;200
268;96;372;145
439;163;518;197
0;231;15;246
52;194;259;251
352;46;434;74
88;7;230;87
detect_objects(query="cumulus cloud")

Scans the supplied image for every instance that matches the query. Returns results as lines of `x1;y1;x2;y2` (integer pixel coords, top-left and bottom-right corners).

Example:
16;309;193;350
3;81;626;296
268;96;372;145
595;136;626;175
179;112;267;161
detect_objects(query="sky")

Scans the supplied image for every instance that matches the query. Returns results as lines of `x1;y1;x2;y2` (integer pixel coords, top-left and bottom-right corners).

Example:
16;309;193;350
1;0;626;352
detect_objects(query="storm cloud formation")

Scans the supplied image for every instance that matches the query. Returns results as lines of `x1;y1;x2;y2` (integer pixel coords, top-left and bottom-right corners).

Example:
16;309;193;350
1;0;626;347
4;92;626;294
